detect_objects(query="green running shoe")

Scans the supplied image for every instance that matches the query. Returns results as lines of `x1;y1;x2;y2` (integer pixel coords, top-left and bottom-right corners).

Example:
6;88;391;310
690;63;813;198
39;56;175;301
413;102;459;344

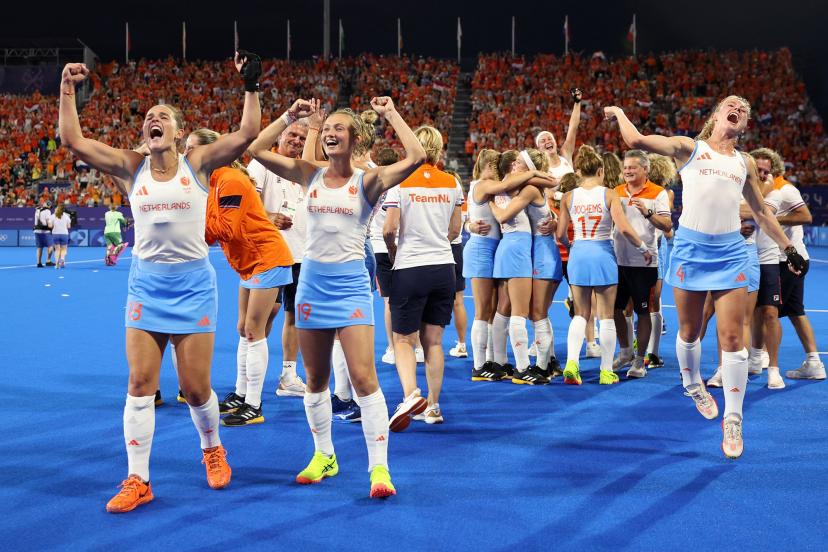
599;369;620;385
369;465;396;498
563;360;582;385
296;451;338;484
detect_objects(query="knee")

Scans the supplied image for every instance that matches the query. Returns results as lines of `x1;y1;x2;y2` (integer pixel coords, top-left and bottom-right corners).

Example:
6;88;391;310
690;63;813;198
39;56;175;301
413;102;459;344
128;372;155;395
719;331;742;351
184;388;211;407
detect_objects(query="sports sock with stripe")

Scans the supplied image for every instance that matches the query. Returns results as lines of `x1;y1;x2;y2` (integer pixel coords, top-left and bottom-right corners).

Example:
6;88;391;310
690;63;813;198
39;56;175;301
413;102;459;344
244;338;268;408
599;319;617;372
566;315;587;364
304;390;334;456
471;319;488;369
722;348;748;418
332;339;352;401
676;336;703;388
533;318;553;370
509;316;530;371
124;394;155;482
355;389;389;471
188;390;221;449
492;312;509;365
235;336;248;397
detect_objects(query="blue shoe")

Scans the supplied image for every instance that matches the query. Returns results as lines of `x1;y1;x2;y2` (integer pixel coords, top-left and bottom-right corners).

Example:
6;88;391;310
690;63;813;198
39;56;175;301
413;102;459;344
331;395;361;423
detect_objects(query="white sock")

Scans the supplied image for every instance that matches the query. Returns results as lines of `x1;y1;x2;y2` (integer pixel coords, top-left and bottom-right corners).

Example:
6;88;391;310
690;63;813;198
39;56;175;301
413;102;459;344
332;339;352;401
676;336;702;388
567;315;587;364
749;346;763;365
304;390;334;456
188;390;221;449
124;394;155;482
282;360;297;380
492;313;509;365
807;352;821;363
355;389;389;471
509;316;530;371
533;318;553;369
471;319;489;369
235;336;248;397
721;348;748;418
169;342;179;379
486;323;494;362
599;319;617;372
245;338;268;408
647;311;663;356
625;315;634;344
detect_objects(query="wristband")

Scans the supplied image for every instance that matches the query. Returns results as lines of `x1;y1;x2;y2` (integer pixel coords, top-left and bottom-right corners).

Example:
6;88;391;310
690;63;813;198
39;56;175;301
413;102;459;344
636;242;648;253
281;111;296;126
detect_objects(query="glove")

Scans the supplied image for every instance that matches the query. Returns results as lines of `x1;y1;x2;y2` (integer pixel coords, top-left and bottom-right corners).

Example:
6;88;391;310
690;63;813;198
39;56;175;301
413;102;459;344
238;50;262;92
785;245;806;274
570;87;582;104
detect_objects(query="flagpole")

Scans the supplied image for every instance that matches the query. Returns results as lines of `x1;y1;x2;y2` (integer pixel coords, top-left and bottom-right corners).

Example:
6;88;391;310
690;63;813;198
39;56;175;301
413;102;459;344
633;14;637;57
397;18;401;57
457;17;461;63
125;22;129;64
234;20;239;52
338;19;342;59
287;20;291;61
511;16;515;56
182;22;186;62
564;16;569;56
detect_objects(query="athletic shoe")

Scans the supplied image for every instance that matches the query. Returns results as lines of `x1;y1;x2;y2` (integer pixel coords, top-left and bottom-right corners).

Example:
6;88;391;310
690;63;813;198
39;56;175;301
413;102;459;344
585;342;601;358
45;261;55;267
389;388;428;433
748;356;763;375
645;353;664;368
564;296;574;318
36;263;44;268
684;383;719;420
761;349;770;369
511;365;550;385
154;390;163;407
785;359;826;380
415;403;444;424
707;367;723;388
105;475;153;513
502;363;516;377
722;413;744;459
219;392;245;415
548;356;563;379
331;395;361;422
221;403;264;426
104;256;114;266
59;259;66;269
449;341;468;358
599;369;620;384
661;320;667;335
369;465;396;498
626;358;647;379
381;347;395;365
296;451;338;484
767;366;785;390
471;361;509;382
177;390;187;404
276;374;306;397
563;360;582;385
415;347;425;363
528;343;538;357
612;351;634;372
202;445;231;489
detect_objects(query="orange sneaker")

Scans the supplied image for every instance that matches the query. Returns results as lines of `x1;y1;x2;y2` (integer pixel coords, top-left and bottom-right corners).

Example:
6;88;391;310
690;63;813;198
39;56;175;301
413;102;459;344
202;445;232;489
105;475;154;513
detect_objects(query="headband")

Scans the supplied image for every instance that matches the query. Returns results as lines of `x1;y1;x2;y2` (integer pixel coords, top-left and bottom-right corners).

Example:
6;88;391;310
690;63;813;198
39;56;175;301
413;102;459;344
520;150;537;172
535;131;554;148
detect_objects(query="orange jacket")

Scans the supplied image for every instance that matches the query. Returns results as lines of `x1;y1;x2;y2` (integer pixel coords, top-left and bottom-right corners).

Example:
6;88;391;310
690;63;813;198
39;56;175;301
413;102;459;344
206;167;293;280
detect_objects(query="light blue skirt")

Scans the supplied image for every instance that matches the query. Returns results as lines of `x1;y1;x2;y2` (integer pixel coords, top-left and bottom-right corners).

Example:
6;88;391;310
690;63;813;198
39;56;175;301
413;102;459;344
747;244;760;293
240;265;293;289
657;237;671;280
295;258;374;329
666;226;749;291
532;235;563;281
567;239;617;287
463;235;499;279
493;232;532;279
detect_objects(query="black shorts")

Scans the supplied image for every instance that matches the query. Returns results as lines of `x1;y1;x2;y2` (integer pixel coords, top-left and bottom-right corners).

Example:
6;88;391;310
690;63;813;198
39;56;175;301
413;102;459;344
758;263;782;307
562;260;569;282
390;264;456;334
451;243;466;292
279;263;302;313
374;253;393;298
615;266;659;315
779;259;809;317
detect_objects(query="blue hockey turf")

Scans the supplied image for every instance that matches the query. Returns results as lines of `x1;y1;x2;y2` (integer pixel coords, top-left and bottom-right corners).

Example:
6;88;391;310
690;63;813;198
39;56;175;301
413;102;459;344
1;247;826;551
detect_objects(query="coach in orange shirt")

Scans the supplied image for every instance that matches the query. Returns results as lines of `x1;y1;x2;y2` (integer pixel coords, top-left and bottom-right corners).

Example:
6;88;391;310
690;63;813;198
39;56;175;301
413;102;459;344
189;129;294;427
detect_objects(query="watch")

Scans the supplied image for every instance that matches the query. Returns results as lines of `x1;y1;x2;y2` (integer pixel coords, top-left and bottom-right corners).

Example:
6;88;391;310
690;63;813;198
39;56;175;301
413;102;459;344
645;209;654;219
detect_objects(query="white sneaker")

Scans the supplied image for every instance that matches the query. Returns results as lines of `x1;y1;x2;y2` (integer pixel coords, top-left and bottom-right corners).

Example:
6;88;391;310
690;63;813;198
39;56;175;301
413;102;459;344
761;350;770;368
626;357;647;378
707;367;723;388
785;359;826;380
389;388;428;432
415;347;425;363
276;374;306;397
381;347;395;365
767;366;785;389
585;342;601;358
424;404;444;424
528;342;538;357
684;383;719;420
612;351;634;371
449;342;468;358
722;413;744;459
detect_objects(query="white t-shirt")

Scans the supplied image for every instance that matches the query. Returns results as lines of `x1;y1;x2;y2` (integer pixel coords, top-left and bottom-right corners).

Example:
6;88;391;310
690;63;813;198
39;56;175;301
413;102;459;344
370;189;395;254
248;159;307;263
756;190;783;265
613;181;670;267
775;181;809;261
570;186;613;241
450;182;465;245
34;208;51;234
49;213;71;235
382;165;464;270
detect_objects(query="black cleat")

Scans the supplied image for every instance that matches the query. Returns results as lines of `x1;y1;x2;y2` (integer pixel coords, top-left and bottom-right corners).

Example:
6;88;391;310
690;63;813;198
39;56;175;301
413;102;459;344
154;390;164;407
502;363;516;378
221;403;264;426
646;353;664;368
219;392;246;415
472;361;509;381
511;365;551;385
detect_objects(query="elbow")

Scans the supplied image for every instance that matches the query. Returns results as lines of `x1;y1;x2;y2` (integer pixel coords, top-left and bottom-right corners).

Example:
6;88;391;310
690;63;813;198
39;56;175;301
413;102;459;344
410;147;427;167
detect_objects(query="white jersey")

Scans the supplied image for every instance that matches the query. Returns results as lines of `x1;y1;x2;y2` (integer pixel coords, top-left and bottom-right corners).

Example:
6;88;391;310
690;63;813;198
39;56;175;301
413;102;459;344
775;180;810;261
304;167;371;263
548;156;574;181
678;141;746;234
369;189;395;254
382;164;463;270
248;159;307;263
569;186;613;241
526;197;552;236
450;181;465;245
756;189;782;265
130;155;208;263
467;179;502;241
494;192;531;234
49;213;71;235
34;208;51;234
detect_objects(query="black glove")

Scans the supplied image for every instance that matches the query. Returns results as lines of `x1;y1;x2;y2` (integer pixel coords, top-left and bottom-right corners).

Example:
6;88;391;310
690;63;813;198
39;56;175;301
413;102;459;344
570;87;582;103
785;245;806;274
238;50;262;93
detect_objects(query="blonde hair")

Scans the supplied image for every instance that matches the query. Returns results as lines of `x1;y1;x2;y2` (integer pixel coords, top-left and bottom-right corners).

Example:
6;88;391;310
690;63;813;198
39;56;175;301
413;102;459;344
575;145;603;177
647;154;677;187
189;128;250;178
473;149;500;180
696;95;752;141
524;148;549;172
414;125;444;165
55;204;65;218
353;110;379;157
750;147;784;177
327;108;372;156
602;152;623;189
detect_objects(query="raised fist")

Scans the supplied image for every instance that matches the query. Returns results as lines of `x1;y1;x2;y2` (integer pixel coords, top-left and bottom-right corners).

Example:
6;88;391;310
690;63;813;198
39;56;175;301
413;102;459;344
370;96;395;116
62;63;89;86
235;50;262;92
